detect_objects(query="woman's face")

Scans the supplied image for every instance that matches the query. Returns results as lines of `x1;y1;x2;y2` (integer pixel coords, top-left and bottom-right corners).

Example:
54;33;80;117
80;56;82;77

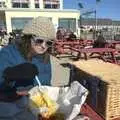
31;37;52;54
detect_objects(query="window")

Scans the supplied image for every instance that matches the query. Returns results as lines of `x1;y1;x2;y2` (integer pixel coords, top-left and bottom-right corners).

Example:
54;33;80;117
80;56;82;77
0;20;6;31
59;18;76;32
22;3;29;8
35;3;39;8
12;3;20;8
0;2;6;8
44;4;59;9
44;0;60;9
12;3;29;8
11;18;33;31
52;4;59;9
35;0;39;8
12;0;29;8
44;4;51;8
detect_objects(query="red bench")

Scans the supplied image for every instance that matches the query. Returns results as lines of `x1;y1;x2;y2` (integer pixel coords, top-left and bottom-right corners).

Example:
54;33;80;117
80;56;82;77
70;47;117;64
81;104;104;120
81;104;120;120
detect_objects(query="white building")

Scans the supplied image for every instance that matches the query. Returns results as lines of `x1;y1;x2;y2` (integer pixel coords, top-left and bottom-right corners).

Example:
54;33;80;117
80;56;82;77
78;18;120;40
0;0;80;35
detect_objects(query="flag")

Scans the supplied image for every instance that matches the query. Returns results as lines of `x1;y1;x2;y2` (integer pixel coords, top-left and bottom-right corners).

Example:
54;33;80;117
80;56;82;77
78;3;84;9
96;0;101;3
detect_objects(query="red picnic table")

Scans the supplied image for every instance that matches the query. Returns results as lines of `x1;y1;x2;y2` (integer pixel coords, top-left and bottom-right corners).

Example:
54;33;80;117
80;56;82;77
55;41;84;46
105;41;120;49
54;41;84;54
55;40;93;48
70;47;117;64
84;40;94;47
81;104;120;120
81;104;104;120
54;40;94;54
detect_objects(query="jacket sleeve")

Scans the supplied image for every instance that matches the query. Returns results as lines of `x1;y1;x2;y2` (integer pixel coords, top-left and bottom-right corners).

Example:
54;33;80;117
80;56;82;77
0;48;12;86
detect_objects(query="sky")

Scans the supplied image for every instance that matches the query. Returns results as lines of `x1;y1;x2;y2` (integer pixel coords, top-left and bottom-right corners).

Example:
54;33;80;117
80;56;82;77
63;0;120;20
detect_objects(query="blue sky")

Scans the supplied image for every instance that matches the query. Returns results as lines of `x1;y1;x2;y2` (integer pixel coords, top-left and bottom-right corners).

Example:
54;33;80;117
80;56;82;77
63;0;120;20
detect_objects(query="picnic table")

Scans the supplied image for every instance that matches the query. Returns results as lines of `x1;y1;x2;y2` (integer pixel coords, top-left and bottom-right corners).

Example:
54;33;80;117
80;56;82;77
70;47;117;64
55;41;83;46
81;95;120;120
54;40;94;54
81;104;104;120
55;40;93;47
54;40;84;54
105;41;120;49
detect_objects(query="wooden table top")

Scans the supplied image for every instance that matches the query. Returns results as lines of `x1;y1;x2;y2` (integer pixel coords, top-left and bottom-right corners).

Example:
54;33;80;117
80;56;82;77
71;47;116;53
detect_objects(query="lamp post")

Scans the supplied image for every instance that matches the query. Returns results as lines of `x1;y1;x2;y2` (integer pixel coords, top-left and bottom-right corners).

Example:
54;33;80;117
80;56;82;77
78;0;101;40
95;0;101;40
78;2;84;39
95;1;98;40
79;15;82;39
94;9;97;40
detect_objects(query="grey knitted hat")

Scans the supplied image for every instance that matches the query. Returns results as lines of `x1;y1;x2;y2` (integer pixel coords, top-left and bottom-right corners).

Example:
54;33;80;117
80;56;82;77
22;17;55;40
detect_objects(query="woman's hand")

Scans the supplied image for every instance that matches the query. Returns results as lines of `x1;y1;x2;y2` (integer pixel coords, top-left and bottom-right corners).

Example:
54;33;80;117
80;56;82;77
16;86;32;96
16;90;29;96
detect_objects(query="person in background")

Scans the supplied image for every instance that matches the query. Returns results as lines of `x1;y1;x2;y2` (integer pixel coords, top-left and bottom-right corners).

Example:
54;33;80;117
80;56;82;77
0;31;9;47
56;27;65;40
0;17;70;120
8;32;15;44
68;32;77;41
93;31;106;48
64;29;77;41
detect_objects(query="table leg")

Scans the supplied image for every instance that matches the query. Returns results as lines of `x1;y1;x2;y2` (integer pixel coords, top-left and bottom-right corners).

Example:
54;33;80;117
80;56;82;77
111;52;117;64
84;52;88;60
76;52;81;60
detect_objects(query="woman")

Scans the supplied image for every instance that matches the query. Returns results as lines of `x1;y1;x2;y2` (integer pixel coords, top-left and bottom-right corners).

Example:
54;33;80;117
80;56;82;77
0;17;70;120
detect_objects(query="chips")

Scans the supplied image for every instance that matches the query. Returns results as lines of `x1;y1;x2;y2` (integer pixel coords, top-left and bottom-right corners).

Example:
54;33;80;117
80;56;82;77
29;90;62;119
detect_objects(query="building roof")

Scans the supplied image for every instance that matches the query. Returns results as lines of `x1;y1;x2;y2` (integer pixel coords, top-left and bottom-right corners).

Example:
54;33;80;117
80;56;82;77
0;8;80;13
112;21;120;26
79;18;120;26
79;18;113;26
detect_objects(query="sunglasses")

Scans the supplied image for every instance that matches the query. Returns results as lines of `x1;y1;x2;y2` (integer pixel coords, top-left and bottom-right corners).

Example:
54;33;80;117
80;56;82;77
31;37;53;47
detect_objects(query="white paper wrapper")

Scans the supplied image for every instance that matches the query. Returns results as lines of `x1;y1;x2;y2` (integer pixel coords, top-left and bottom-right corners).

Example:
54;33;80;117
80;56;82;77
29;81;88;120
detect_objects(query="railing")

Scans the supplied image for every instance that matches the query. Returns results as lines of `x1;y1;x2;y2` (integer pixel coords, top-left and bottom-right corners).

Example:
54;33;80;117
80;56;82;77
43;0;59;4
12;0;29;2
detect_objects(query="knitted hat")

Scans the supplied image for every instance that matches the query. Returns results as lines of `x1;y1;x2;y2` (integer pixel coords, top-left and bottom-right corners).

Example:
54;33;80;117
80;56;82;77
22;17;55;40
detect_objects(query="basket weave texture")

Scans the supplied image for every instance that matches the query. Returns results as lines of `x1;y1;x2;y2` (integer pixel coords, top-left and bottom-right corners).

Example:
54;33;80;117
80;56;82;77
23;17;55;40
71;59;120;120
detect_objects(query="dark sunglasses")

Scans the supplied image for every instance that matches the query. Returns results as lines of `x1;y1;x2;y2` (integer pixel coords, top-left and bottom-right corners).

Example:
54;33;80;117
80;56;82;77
32;38;53;47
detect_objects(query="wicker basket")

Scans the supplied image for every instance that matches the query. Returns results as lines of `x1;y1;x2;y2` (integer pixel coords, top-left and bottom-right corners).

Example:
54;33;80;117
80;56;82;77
71;59;120;120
